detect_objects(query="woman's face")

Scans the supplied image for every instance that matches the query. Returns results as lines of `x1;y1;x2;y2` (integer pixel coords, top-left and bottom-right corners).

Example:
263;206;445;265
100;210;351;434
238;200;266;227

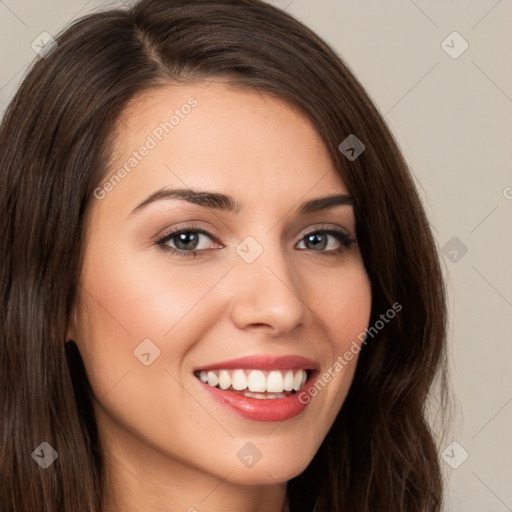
71;81;371;494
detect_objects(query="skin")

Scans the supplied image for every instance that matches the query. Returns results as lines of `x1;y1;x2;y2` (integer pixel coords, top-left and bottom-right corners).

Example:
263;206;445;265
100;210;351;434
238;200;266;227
68;80;372;512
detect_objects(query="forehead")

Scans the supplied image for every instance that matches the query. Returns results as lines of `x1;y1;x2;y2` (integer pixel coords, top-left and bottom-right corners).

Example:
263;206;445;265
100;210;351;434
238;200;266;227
102;80;347;214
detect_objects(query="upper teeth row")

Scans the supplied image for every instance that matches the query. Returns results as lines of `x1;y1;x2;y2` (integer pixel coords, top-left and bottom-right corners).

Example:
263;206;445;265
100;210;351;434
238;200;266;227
198;369;308;393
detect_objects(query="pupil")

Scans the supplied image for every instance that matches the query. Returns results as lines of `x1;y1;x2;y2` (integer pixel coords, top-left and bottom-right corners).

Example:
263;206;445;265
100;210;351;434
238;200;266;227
308;233;326;250
175;232;198;250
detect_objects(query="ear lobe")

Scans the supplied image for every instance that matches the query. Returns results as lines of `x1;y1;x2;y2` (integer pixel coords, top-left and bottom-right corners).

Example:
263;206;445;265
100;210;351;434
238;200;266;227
66;328;75;343
66;309;78;342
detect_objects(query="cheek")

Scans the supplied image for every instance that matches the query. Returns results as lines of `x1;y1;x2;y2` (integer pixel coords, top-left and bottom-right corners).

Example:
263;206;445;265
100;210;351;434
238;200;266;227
73;252;234;455
307;259;372;347
78;243;231;344
73;242;232;407
299;260;372;423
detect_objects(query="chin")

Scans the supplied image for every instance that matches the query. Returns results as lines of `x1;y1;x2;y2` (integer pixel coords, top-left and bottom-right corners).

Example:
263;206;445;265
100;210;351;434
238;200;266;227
219;451;315;486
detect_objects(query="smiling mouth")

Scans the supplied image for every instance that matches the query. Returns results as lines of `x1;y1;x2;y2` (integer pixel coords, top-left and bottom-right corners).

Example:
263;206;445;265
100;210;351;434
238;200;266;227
194;368;311;399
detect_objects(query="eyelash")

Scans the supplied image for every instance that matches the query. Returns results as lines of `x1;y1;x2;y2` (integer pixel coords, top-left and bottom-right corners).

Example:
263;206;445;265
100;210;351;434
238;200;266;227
155;224;356;259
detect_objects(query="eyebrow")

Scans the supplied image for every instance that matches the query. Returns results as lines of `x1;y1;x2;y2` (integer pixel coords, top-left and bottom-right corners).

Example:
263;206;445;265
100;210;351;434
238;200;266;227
129;187;353;216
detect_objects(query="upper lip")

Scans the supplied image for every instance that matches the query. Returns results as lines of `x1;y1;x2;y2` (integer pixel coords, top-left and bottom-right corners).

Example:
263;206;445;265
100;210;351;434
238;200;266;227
195;354;320;372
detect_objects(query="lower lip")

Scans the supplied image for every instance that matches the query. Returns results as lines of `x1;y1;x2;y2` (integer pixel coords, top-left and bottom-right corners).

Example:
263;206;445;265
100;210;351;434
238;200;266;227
197;373;318;422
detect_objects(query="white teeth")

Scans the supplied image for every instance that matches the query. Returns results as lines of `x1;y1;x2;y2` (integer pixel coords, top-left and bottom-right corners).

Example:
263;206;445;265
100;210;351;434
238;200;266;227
267;370;284;393
293;370;304;391
231;369;248;390
206;371;218;387
218;370;231;390
247;370;266;392
198;368;310;394
283;370;295;391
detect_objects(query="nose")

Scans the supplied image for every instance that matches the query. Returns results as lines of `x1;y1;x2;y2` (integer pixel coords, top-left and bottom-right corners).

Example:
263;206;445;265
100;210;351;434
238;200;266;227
228;237;308;336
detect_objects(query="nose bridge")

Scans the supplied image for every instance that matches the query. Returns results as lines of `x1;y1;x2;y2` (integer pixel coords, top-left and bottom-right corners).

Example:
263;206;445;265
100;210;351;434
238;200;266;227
228;232;307;334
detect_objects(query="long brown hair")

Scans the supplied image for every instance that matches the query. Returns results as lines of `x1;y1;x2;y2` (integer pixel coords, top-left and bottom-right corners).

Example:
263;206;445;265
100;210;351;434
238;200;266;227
0;1;452;510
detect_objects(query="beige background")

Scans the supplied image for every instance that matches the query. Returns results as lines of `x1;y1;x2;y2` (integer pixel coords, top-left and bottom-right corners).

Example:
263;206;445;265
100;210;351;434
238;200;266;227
1;0;511;510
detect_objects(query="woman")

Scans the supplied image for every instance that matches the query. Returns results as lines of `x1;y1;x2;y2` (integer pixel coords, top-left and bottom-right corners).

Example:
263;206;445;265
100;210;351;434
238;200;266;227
0;0;451;510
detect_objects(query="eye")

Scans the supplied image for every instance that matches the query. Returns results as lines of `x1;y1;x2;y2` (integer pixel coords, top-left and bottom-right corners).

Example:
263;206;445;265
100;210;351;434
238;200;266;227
296;228;355;254
156;226;220;259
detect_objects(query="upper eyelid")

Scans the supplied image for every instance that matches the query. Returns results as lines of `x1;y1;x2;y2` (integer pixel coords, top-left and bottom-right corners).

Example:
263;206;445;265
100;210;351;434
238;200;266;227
157;227;219;246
